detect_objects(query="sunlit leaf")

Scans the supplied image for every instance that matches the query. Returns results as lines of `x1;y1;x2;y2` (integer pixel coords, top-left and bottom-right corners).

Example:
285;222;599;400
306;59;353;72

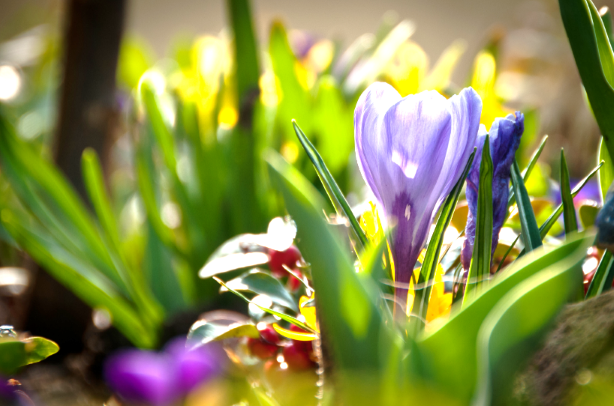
465;137;493;300
221;269;298;311
560;150;579;234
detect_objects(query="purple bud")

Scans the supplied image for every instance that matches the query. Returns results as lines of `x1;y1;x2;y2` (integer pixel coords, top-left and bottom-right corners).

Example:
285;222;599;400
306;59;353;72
104;350;179;406
462;112;524;270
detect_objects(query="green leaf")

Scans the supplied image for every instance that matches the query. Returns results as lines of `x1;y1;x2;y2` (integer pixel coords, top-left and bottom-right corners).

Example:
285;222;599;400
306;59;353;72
465;137;493;300
559;0;614;160
473;241;584;405
187;320;260;349
221;269;298;311
599;137;614;203
585;250;614;298
312;76;354;175
0;340;26;375
265;148;400;403
560;149;579;234
0;211;155;348
497;162;603;270
227;0;260;103
508;135;548;208
414;149;475;324
511;159;542;251
213;276;315;334
538;161;603;239
579;202;600;228
293;120;368;251
269;21;312;143
416;231;593;404
24;337;59;365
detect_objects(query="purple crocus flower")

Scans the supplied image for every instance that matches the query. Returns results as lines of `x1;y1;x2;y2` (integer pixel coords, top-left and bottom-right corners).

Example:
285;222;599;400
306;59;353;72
461;112;524;271
104;338;224;406
355;82;482;312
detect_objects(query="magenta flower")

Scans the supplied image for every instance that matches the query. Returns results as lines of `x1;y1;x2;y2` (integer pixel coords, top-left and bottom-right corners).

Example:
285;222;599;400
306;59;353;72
461;112;524;271
354;82;482;311
104;338;224;406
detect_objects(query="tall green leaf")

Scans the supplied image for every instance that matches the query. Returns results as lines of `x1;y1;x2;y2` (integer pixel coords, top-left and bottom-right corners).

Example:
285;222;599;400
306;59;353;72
266;149;400;404
599;137;614;203
465;137;493;301
415;232;593;404
560;149;579;234
413;149;475;325
559;0;614;159
508;135;548;208
473;242;585;405
511;160;542;251
293;120;368;250
585;250;614;298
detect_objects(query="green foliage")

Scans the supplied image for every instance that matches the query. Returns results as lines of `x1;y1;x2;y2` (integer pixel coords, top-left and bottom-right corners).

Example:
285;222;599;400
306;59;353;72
221;269;298;311
416;232;592;403
465;136;494;300
293;120;368;250
586;250;614;298
599;137;614;202
0;336;58;375
559;0;614;160
266;149;400;404
511;160;542;252
413;149;475;325
560;150;579;234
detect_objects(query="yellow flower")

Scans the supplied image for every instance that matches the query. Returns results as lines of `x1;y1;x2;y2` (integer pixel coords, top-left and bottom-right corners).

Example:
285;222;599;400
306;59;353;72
407;250;453;323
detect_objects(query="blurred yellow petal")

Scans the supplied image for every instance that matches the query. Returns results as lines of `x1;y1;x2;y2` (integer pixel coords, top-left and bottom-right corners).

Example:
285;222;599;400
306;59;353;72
387;41;428;96
272;323;317;341
299;295;318;332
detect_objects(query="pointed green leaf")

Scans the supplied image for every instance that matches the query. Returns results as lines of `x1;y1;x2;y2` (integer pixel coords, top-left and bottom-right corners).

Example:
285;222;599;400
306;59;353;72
417;231;593;404
599;137;614;203
559;0;614;159
265;148;400;403
413;149;475;324
293;120;368;250
508;135;548;208
474;241;584;405
465;137;493;301
586;250;614;298
511;159;542;251
24;337;59;365
560;149;579;234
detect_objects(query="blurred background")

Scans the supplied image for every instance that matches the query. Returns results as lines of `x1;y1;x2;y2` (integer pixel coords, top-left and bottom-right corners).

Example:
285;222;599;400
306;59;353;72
0;0;610;404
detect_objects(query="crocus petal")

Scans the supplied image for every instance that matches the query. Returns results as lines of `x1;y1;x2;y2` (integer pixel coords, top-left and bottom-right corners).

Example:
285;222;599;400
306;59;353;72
461;112;524;270
354;83;482;311
104;350;179;406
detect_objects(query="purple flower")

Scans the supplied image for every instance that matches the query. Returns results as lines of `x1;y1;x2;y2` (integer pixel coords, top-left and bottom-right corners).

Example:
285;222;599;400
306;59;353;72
104;338;224;406
354;82;482;311
461;112;524;271
164;338;223;394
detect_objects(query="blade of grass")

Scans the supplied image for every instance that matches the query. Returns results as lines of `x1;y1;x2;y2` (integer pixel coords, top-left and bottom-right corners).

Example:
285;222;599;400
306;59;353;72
508;135;548;208
586;250;614;298
496;162;603;270
464;137;493;302
413;149;475;325
511;159;542;252
560;149;579;234
293;120;368;250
